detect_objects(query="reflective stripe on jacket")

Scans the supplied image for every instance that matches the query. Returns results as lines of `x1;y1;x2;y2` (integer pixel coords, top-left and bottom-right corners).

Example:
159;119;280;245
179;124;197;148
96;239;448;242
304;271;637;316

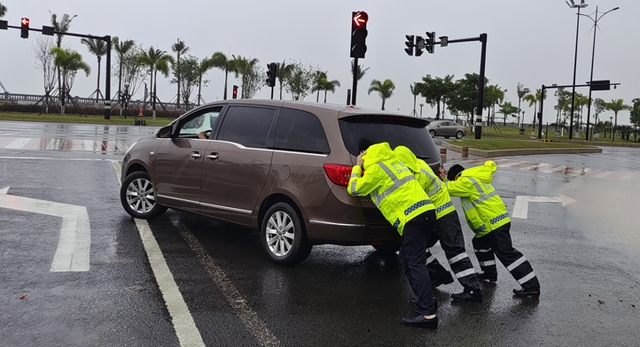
348;142;435;235
393;146;455;220
445;161;510;237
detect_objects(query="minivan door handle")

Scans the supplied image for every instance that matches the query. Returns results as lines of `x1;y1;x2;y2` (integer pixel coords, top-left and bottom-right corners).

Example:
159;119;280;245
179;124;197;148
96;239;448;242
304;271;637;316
190;151;202;159
206;152;219;160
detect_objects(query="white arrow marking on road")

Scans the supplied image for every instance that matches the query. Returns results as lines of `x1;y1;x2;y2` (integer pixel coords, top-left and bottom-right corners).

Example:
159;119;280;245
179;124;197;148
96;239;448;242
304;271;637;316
512;194;576;219
0;187;91;272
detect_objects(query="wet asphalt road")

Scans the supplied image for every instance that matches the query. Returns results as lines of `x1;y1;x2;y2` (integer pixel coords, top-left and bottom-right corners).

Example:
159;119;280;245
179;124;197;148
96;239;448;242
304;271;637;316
1;122;639;346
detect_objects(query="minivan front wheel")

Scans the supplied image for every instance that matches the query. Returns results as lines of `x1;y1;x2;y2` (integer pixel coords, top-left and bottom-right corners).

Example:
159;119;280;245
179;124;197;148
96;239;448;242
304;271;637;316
120;171;167;219
261;202;312;266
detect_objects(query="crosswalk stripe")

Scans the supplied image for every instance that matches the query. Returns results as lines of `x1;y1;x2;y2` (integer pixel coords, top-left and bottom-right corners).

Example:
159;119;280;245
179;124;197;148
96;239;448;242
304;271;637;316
594;171;613;179
621;173;635;181
5;138;32;149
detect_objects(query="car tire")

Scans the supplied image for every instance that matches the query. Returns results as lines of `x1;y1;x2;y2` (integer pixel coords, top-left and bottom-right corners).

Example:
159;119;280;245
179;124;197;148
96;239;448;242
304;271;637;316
372;243;401;253
120;171;167;219
455;131;464;139
260;202;312;266
429;130;436;138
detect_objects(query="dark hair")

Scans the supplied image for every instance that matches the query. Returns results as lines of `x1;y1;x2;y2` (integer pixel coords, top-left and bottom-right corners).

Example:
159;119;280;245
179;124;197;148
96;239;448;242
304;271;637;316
358;138;374;153
447;164;465;181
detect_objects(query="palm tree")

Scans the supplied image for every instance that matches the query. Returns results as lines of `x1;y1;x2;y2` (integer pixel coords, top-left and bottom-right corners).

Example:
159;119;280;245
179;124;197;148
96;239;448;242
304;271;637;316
350;61;370;82
368;79;395;110
277;60;294;100
112;37;135;105
210;51;233;100
516;83;530;127
171;39;189;110
228;55;260;99
50;47;91;116
311;70;327;102
50;12;77;103
320;77;340;103
605;99;631;141
410;83;420;117
80;37;107;103
136;47;174;120
0;2;8;18
523;89;545;127
196;57;214;106
441;74;455;119
485;84;505;125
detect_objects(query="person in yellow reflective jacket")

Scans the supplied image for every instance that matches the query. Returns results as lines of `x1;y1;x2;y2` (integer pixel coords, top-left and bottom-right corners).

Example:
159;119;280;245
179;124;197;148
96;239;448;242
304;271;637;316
348;142;438;329
394;146;482;303
441;161;541;297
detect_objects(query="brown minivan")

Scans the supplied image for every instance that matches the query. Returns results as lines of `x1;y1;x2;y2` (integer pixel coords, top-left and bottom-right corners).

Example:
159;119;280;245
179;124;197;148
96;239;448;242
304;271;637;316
120;100;441;265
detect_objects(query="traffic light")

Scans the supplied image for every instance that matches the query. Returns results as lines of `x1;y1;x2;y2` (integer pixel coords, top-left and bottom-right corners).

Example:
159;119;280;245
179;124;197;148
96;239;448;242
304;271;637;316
425;32;436;54
415;36;424;57
350;11;368;58
266;63;277;88
232;85;238;99
20;18;29;39
404;35;414;56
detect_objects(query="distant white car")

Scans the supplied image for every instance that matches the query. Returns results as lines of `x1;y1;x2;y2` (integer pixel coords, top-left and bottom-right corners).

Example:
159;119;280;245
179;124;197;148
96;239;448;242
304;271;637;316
426;120;466;139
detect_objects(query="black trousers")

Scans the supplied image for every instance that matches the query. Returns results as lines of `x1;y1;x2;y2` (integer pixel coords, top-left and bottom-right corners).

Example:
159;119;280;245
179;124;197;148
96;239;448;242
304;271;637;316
399;210;437;316
472;222;540;290
425;211;480;291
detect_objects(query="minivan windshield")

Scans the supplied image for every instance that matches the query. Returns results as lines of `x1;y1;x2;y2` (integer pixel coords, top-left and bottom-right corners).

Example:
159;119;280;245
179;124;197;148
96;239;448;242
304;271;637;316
339;115;440;162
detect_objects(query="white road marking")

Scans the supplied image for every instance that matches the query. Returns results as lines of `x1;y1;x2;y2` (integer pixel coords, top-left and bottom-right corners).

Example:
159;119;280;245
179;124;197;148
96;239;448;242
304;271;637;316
176;224;283;347
135;219;206;347
5;138;31;149
621;173;635;181
84;140;94;151
594;170;614;179
512;195;576;219
0;186;91;272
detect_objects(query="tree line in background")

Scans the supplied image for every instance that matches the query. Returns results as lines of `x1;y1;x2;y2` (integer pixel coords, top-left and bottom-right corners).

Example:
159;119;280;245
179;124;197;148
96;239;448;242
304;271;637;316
1;7;639;141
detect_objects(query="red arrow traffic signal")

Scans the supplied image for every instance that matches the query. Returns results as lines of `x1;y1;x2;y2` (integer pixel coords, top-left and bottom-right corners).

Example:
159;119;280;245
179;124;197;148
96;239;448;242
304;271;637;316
353;12;368;27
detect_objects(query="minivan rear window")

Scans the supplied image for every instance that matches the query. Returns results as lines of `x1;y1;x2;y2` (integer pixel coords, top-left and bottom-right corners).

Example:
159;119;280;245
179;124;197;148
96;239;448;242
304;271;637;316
339;115;440;162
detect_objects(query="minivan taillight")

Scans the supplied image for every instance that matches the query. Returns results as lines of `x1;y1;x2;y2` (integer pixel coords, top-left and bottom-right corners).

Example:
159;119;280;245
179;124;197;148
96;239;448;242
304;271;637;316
323;164;353;187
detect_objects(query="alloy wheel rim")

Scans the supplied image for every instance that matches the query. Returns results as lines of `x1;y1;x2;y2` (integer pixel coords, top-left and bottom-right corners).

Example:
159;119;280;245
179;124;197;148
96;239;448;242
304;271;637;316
266;211;294;257
126;178;156;213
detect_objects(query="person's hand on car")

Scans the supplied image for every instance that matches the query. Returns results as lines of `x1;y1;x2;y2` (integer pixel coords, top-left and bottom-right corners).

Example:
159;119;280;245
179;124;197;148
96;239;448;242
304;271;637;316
356;151;365;167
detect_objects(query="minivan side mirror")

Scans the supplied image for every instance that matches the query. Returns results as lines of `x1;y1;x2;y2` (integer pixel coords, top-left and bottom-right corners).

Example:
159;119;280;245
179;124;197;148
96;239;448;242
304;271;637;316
157;125;173;138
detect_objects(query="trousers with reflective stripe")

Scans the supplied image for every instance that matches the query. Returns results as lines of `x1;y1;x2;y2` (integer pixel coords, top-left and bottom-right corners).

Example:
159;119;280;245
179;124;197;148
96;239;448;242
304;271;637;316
425;211;480;291
472;223;540;290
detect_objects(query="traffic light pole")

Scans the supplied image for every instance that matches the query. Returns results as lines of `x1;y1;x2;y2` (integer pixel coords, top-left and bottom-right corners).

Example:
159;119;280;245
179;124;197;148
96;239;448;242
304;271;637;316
3;24;113;120
427;34;488;139
351;57;359;106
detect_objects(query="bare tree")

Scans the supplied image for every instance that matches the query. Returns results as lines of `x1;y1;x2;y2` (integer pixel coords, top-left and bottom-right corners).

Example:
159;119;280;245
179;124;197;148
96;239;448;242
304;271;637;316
33;35;57;112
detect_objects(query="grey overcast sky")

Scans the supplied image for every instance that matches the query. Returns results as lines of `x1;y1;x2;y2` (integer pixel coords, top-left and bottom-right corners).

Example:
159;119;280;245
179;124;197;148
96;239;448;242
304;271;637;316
0;0;638;125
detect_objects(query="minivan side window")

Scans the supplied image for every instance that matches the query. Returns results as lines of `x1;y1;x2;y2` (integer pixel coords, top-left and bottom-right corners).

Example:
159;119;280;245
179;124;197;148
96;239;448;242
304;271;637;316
274;108;330;154
177;107;221;138
217;106;275;148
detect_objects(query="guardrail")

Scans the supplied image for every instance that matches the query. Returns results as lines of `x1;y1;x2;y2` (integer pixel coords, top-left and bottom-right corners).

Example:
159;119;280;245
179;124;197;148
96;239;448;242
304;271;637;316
0;92;187;110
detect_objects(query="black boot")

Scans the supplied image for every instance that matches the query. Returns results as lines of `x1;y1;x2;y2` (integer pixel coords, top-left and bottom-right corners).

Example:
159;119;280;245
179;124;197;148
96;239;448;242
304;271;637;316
477;271;497;282
451;289;483;303
513;288;540;298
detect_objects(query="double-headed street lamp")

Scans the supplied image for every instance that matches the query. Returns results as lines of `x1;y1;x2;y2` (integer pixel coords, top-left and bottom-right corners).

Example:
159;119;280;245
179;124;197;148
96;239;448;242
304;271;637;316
567;0;589;140
583;6;619;141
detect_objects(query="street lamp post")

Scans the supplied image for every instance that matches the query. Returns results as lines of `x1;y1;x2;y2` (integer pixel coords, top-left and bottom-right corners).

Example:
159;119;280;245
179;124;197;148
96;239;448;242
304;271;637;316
567;0;589;140
583;6;619;141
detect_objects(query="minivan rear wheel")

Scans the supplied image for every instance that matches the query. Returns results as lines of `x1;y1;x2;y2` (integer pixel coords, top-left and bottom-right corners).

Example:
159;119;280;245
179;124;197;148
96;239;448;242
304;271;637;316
261;202;312;266
120;171;167;219
455;130;464;139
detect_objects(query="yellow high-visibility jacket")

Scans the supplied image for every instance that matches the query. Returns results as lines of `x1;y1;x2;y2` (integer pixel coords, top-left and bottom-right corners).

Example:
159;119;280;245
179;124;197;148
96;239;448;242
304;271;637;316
394;146;455;220
348;142;435;235
445;161;511;237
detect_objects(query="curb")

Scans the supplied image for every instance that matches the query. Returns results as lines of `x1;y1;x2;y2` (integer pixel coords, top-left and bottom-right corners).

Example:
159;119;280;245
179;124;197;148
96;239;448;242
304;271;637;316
443;142;603;158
